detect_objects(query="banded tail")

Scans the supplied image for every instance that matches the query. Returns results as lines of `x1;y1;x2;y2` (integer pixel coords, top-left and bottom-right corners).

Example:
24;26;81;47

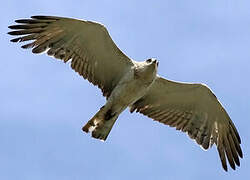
82;106;118;141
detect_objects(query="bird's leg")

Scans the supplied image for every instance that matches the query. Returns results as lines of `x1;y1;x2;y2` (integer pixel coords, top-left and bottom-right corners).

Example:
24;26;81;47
104;109;117;121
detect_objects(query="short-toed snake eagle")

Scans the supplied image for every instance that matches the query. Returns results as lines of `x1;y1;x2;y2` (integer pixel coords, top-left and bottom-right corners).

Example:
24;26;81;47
8;16;242;171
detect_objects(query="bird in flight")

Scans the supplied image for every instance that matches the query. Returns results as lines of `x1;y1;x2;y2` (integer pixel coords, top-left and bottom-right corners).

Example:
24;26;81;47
8;15;242;171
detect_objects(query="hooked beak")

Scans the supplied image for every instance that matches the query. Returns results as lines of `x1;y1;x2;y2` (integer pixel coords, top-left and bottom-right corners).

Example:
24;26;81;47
152;59;159;67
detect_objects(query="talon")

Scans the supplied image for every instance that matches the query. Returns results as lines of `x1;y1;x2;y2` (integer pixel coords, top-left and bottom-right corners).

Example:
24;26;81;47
105;109;116;121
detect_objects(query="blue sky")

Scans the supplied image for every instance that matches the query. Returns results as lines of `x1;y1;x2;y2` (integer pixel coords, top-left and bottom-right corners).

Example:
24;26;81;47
1;0;250;179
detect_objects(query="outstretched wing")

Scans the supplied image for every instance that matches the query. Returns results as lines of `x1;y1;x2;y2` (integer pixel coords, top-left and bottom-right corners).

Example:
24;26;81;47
130;76;242;171
8;16;134;97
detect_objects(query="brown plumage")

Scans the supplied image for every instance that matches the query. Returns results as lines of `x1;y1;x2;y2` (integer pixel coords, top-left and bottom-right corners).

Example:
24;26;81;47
8;15;243;172
8;16;132;98
130;77;242;171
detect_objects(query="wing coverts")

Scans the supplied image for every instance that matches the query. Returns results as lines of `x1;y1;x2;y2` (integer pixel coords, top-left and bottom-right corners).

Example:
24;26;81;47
9;16;133;97
131;77;242;171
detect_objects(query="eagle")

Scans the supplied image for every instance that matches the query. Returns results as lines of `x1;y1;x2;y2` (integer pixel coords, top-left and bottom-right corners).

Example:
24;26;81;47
8;15;242;171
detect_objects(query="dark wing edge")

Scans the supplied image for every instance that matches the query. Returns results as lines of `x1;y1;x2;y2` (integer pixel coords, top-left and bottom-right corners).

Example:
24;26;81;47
8;15;133;98
130;76;243;171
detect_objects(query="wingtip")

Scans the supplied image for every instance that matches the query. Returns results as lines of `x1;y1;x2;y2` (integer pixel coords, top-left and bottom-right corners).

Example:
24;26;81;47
10;38;19;42
31;15;45;19
8;25;15;29
239;151;243;159
15;19;27;23
14;19;20;23
21;43;33;49
7;31;16;35
238;146;243;158
8;31;22;36
235;159;240;167
223;165;228;172
230;163;236;171
31;15;60;20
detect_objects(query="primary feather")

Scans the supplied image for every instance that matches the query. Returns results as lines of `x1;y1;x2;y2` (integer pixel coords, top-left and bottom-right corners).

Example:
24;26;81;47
130;77;242;171
8;15;243;172
8;15;133;97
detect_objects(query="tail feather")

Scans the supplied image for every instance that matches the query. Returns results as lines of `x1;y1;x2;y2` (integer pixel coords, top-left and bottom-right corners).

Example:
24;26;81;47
82;107;118;141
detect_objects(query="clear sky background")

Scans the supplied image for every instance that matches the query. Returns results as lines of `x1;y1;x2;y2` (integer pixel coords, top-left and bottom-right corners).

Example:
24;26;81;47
1;0;250;179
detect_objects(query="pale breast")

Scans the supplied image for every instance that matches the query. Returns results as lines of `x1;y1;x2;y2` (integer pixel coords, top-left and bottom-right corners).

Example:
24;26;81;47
107;70;155;111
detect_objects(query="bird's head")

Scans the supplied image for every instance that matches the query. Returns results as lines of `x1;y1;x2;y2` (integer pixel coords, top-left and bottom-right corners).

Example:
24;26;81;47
144;58;159;75
145;58;159;68
134;58;158;83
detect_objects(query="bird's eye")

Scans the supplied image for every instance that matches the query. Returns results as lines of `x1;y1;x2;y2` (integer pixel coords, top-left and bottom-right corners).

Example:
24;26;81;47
146;59;152;63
